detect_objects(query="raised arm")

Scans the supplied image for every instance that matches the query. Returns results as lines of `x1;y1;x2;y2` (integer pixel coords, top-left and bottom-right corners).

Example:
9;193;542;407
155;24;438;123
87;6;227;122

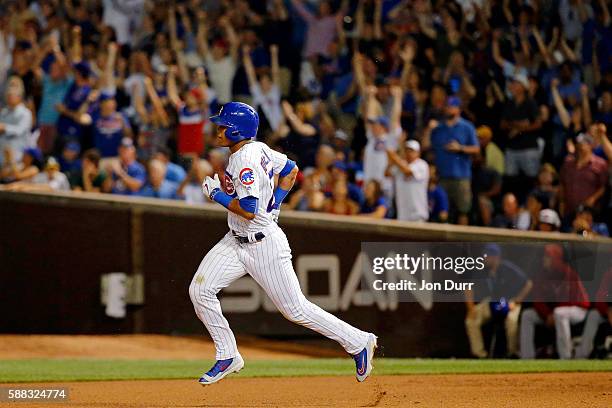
502;0;514;25
196;11;209;57
386;149;413;177
168;7;190;84
598;0;611;26
270;44;280;87
352;52;368;96
166;66;182;108
547;27;560;54
354;0;365;37
595;124;612;160
399;41;416;90
551;79;571;128
101;42;118;90
559;37;578;63
461;71;477;100
389;85;403;130
0;26;12;83
518;28;531;62
272;0;289;20
31;36;52;79
282;100;316;136
491;30;506;68
132;80;148;123
334;13;347;51
168;6;179;48
177;3;194;36
580;84;592;127
388;0;409;19
70;26;82;63
532;28;552;67
364;85;380;121
415;13;436;39
220;16;239;62
290;0;315;23
242;45;257;89
144;76;170;127
194;67;209;112
373;0;383;39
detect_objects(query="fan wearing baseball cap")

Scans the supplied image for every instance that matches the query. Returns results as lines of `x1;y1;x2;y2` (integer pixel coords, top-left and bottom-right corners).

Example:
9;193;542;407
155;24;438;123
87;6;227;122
31;157;71;191
537;209;561;232
56;60;93;142
108;138;146;195
363;85;403;198
91;92;133;158
385;139;429;222
429;96;480;225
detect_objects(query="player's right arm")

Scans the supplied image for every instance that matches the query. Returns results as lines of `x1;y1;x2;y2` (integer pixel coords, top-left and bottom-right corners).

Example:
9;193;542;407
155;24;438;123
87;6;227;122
202;173;257;221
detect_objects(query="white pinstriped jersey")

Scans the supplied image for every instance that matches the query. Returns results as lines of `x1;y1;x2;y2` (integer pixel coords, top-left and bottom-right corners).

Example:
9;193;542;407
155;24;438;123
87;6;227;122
224;141;288;234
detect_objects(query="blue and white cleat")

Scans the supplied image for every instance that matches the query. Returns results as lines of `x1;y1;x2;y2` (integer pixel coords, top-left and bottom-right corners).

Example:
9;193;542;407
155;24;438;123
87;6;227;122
198;354;244;385
353;334;377;382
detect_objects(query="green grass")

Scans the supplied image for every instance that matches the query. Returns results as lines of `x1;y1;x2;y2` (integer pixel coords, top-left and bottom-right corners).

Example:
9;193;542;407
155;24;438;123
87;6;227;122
1;359;611;383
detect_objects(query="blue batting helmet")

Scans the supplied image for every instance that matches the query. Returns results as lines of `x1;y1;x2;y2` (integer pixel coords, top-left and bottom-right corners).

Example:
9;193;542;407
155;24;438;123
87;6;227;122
210;102;259;142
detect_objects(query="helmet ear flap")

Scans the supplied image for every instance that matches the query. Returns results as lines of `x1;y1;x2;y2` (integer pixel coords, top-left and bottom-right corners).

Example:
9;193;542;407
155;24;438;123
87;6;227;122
226;127;241;142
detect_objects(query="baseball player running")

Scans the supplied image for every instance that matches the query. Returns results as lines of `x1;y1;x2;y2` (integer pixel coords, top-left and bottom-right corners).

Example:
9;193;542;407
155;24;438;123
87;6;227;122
190;102;377;385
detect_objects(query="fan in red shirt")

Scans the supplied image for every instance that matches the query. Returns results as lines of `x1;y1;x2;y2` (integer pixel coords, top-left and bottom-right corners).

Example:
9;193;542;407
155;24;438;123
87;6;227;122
167;66;208;157
520;244;590;359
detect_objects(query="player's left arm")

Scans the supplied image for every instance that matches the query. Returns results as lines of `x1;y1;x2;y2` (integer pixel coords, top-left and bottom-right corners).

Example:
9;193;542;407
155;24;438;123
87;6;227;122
269;151;298;211
274;161;298;204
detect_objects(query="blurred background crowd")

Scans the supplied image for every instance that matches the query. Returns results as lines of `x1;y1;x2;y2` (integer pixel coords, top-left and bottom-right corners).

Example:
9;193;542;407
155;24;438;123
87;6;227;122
0;0;611;236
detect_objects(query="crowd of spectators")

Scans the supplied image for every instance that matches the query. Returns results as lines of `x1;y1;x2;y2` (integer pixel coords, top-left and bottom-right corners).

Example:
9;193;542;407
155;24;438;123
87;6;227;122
0;0;611;236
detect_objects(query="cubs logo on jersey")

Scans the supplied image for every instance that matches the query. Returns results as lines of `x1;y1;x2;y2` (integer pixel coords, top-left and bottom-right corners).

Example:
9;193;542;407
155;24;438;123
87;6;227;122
239;168;255;185
374;139;386;151
224;173;235;195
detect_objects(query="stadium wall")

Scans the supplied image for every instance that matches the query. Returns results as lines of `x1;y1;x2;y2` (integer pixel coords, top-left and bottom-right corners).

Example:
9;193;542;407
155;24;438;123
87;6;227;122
1;191;609;357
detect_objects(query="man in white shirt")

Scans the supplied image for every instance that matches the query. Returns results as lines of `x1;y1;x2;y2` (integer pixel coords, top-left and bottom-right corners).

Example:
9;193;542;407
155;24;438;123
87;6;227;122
32;157;70;191
102;0;145;45
198;16;239;104
0;79;32;167
363;85;403;196
244;45;283;132
386;140;429;222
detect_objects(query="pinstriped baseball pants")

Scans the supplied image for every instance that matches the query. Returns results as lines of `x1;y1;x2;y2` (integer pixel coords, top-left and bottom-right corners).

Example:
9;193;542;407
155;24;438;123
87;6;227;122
189;225;370;360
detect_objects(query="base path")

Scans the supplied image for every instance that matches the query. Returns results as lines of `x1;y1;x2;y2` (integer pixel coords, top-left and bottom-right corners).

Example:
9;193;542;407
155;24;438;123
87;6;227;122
11;372;611;408
0;334;341;360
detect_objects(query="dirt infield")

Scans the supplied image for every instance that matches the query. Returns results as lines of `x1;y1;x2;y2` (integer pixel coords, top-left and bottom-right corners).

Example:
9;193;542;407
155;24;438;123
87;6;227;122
0;334;341;360
3;336;610;407
9;372;610;408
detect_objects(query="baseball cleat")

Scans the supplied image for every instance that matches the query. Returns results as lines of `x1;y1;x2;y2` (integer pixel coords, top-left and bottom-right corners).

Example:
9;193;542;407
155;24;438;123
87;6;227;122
198;354;244;385
353;334;378;382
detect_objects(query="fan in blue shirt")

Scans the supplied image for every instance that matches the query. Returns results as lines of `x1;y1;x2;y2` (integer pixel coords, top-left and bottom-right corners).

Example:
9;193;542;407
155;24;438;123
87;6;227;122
138;159;179;200
430;97;479;180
